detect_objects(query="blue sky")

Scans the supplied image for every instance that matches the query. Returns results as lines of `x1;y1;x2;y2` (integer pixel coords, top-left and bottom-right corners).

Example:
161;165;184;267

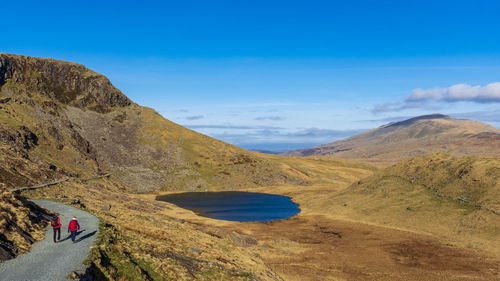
2;1;500;151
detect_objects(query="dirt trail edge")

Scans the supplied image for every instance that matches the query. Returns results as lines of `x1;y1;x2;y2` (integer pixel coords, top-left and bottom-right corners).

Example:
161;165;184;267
0;200;99;281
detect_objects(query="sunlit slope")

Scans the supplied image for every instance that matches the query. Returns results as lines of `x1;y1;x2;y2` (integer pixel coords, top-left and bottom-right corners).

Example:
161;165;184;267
321;153;500;254
0;190;50;261
284;114;500;166
64;105;314;192
0;53;310;192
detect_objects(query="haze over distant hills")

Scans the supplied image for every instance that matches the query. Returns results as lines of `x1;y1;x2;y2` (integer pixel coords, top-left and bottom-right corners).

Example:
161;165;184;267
283;114;500;166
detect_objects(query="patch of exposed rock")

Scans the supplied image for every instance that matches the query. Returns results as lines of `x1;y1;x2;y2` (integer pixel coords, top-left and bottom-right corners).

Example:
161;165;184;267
0;53;132;113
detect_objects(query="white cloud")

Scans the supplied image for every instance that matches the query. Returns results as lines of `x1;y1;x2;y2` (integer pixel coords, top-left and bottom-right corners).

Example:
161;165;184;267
406;82;500;103
254;116;284;121
185;115;204;120
184;124;284;130
371;101;441;113
372;82;500;113
287;128;364;138
451;109;500;123
209;127;365;145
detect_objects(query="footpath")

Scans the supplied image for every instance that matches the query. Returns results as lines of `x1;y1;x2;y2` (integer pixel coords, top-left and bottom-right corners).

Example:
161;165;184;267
0;200;99;281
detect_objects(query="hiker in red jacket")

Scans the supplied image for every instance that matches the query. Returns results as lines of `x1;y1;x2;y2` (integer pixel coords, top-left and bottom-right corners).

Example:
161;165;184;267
68;216;80;243
51;214;61;243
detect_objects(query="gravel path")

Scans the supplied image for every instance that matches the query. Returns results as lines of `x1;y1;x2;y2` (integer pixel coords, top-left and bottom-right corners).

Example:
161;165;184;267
0;200;99;281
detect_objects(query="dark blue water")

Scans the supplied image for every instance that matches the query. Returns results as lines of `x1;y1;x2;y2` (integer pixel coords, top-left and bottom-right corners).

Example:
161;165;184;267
156;191;300;222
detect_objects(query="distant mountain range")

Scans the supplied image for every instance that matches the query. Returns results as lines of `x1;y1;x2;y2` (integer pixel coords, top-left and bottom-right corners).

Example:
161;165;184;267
283;114;500;166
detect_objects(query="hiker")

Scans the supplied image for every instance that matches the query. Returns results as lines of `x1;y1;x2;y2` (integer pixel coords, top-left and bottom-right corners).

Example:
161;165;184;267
51;214;61;243
68;216;80;243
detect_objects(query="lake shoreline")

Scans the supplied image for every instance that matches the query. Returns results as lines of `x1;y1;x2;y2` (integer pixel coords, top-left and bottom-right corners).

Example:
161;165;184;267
156;191;300;222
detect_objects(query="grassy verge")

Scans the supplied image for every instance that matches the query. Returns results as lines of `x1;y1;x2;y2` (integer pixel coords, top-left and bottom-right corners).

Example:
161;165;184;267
86;222;164;281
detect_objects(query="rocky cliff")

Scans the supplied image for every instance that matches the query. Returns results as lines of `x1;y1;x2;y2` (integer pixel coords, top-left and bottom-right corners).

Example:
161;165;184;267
0;54;132;111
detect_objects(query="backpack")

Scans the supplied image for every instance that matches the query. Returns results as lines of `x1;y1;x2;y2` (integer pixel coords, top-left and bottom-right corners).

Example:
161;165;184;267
51;216;58;227
69;220;79;231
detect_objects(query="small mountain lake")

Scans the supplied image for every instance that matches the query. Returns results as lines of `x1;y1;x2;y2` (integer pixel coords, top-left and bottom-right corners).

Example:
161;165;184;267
156;191;300;222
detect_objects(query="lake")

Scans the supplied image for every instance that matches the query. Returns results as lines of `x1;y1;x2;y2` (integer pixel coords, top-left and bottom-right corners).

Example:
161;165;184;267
156;191;300;222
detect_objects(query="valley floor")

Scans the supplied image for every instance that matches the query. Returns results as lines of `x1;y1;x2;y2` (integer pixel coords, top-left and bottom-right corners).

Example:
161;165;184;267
19;155;500;281
145;185;500;281
228;213;499;281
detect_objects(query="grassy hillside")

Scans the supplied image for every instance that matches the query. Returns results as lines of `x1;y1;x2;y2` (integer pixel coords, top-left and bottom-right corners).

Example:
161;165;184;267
284;114;500;166
320;153;500;254
22;180;287;280
0;189;50;261
0;53;380;279
0;53;309;192
2;53;498;280
15;153;379;280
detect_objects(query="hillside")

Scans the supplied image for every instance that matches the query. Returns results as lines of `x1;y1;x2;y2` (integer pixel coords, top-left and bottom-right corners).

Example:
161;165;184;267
0;189;51;261
0;53;309;193
2;54;499;280
0;53;311;269
283;114;500;166
318;153;500;253
0;53;378;280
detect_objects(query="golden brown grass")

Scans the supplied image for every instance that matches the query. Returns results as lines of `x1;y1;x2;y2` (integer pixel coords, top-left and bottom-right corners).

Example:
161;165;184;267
15;152;500;280
2;54;499;280
0;190;49;260
24;180;283;280
285;115;500;166
310;153;500;256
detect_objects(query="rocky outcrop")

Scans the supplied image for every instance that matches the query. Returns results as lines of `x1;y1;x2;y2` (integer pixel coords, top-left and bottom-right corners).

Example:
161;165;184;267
0;53;132;113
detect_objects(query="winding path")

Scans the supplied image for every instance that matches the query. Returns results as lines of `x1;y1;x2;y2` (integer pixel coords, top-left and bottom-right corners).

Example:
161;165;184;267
0;200;99;281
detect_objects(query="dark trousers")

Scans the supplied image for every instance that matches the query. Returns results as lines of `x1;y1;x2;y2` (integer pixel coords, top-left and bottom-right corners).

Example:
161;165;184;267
70;230;77;242
53;227;60;242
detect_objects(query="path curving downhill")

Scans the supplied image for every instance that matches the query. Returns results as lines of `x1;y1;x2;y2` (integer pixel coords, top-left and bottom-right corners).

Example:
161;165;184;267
0;200;99;281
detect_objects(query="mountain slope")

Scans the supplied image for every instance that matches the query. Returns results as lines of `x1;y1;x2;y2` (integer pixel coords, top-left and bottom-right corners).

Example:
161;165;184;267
0;189;50;261
318;153;500;254
2;53;498;280
2;53;368;277
0;53;309;192
0;52;313;270
283;114;500;166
